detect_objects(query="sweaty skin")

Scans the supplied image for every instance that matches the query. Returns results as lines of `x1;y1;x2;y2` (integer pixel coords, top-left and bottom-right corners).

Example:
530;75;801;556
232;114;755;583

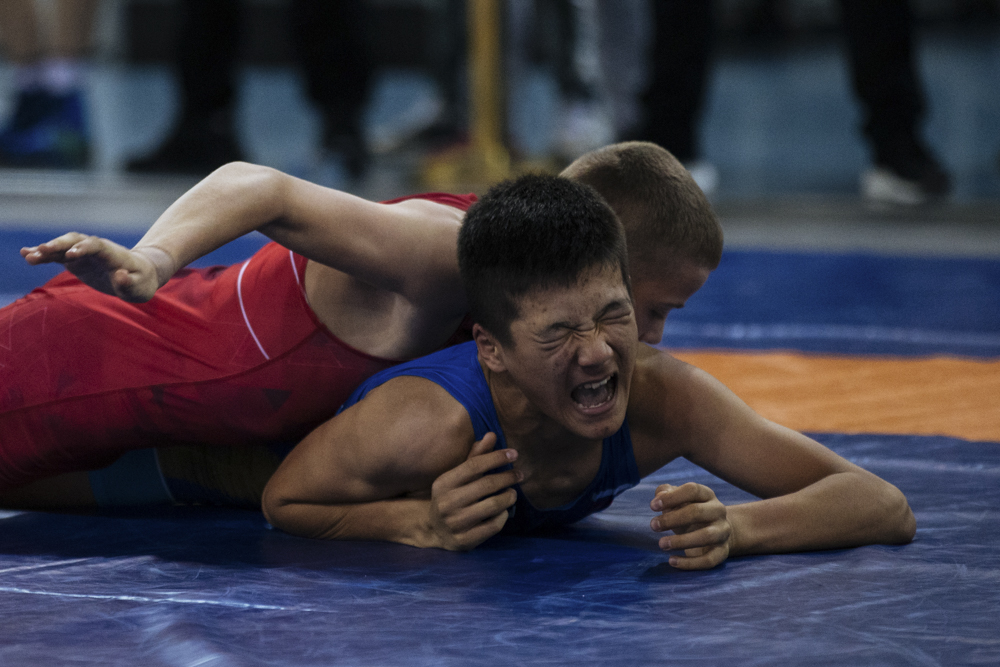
263;268;916;567
13;162;916;566
21;163;470;361
6;165;473;505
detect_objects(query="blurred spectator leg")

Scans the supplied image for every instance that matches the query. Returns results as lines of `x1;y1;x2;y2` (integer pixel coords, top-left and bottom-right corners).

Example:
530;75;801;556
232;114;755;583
842;0;951;204
421;0;467;149
631;0;718;194
127;0;245;175
550;0;614;162
597;0;649;142
289;0;372;181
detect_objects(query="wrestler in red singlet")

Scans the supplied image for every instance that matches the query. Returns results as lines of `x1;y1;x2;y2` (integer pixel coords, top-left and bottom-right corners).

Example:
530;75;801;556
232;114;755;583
0;192;476;489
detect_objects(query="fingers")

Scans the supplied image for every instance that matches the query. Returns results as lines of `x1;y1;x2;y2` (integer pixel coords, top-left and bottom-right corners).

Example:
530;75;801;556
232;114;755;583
433;466;522;516
111;267;133;290
438;487;518;538
656;521;731;553
437;438;515;492
444;505;512;551
664;545;730;571
22;234;160;302
429;433;522;551
649;481;731;570
650;497;723;533
650;482;714;512
466;432;497;461
21;233;100;264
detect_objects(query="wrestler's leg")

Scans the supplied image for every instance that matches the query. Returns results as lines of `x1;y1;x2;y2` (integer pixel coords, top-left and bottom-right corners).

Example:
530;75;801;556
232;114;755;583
157;443;287;509
0;472;96;510
0;447;180;511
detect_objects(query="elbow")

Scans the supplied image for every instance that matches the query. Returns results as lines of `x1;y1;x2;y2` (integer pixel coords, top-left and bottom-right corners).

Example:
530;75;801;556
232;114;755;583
211;160;268;179
214;162;289;223
211;162;285;202
882;483;917;545
261;480;348;541
260;480;290;532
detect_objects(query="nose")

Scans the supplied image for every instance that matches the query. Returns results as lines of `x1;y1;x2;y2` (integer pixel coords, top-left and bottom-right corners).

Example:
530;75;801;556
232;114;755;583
577;329;615;370
637;316;665;345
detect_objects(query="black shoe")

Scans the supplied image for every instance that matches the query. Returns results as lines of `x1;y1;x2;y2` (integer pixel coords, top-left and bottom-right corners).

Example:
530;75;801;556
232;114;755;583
127;110;245;176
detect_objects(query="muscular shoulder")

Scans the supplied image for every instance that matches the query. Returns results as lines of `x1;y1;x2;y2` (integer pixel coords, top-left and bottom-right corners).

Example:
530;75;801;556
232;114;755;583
264;374;475;509
626;345;740;476
385;196;467;226
303;196;469;358
346;375;476;486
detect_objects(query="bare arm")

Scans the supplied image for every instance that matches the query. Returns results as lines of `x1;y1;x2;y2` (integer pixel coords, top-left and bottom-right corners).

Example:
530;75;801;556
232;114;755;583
22;163;466;307
262;377;520;550
630;348;916;569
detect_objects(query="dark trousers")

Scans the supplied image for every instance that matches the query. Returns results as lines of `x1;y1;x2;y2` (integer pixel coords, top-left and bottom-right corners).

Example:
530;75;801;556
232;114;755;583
640;0;926;163
176;0;371;133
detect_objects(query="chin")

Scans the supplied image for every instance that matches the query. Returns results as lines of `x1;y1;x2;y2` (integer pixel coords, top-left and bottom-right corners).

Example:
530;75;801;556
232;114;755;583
572;403;628;440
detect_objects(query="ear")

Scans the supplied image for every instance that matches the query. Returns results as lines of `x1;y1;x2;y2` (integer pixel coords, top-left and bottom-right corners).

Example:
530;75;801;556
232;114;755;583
472;323;508;373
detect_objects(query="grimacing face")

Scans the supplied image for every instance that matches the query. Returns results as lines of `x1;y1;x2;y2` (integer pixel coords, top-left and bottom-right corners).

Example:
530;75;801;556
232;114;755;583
487;263;637;441
630;256;712;345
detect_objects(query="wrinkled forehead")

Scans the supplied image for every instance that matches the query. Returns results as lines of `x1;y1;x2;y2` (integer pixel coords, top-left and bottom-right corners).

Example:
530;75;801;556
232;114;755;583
513;263;632;322
631;255;712;301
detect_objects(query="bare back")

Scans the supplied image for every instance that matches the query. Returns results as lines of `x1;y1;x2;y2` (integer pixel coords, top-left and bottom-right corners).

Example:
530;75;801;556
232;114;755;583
303;197;468;360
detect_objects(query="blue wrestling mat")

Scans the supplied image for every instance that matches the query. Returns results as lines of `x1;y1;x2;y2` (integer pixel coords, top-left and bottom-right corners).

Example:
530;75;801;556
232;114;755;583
2;229;999;665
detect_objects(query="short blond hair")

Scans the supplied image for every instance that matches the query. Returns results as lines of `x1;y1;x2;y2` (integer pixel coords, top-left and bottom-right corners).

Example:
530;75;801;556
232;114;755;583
562;141;723;270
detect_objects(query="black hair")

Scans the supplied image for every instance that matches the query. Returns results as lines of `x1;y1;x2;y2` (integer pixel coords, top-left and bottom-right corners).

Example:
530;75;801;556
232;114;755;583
458;173;630;346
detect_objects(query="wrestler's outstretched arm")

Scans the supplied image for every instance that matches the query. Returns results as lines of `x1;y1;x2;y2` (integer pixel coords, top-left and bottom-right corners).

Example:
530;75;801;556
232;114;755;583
628;347;916;570
262;376;520;550
21;162;466;307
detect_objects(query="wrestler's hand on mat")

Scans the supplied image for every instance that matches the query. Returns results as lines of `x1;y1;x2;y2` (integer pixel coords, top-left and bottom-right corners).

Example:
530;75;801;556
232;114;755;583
650;483;732;570
21;233;174;302
426;433;521;551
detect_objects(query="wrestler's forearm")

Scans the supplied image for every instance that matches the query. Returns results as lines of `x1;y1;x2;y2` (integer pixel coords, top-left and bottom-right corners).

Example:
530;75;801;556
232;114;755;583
263;496;440;549
132;162;286;284
726;471;915;557
131;162;462;304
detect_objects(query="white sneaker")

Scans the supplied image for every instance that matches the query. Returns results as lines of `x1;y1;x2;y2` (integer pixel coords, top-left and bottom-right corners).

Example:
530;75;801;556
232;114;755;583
554;99;615;161
685;160;719;197
861;166;929;206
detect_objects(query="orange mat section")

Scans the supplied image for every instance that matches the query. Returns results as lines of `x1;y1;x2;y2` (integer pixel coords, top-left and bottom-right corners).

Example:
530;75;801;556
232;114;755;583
671;350;1000;442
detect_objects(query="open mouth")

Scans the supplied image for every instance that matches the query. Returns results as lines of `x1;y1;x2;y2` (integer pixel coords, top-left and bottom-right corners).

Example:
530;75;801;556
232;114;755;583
571;374;618;410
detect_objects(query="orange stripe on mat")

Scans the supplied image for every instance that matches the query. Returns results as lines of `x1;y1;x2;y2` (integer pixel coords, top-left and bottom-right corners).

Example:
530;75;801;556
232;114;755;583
671;351;1000;442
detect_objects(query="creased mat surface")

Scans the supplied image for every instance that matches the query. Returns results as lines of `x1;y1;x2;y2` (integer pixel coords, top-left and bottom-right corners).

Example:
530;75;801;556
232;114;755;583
3;237;999;665
1;434;997;666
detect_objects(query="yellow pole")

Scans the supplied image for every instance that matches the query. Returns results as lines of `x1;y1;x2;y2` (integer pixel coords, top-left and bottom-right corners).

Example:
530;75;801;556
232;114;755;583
421;0;511;190
467;0;510;181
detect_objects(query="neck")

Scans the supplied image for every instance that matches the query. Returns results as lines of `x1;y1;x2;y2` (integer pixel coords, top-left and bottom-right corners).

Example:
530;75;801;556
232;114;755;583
481;361;607;509
481;361;600;466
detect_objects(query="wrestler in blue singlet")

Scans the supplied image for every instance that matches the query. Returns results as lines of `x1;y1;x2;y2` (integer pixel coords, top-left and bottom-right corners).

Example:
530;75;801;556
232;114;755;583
341;341;641;534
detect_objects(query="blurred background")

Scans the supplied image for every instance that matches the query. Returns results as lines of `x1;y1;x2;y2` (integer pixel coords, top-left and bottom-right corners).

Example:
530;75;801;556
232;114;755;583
0;0;998;251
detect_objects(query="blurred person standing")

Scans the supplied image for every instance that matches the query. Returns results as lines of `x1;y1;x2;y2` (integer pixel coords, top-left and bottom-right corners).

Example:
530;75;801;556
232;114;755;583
631;0;951;205
127;0;371;181
0;0;99;169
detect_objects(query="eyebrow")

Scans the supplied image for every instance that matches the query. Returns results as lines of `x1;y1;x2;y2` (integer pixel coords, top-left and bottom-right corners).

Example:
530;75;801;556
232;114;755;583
543;298;633;333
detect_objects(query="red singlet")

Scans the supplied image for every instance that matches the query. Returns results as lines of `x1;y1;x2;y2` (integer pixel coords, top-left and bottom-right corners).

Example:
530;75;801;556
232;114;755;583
0;192;476;489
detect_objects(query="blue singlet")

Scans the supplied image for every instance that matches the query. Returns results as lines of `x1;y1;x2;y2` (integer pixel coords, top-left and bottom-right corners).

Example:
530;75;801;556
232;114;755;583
341;341;640;534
